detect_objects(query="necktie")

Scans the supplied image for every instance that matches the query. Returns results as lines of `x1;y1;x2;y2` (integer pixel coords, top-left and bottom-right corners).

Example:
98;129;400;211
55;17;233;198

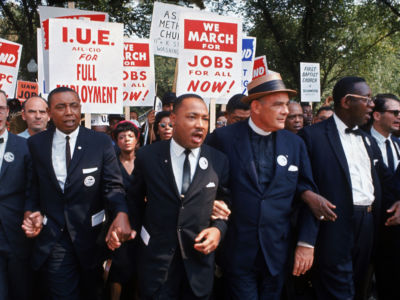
181;149;191;195
385;139;395;172
345;128;362;136
66;136;71;169
0;137;3;144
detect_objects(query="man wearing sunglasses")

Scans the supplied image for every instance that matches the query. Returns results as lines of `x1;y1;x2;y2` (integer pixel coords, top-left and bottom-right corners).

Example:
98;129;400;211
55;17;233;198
299;77;400;300
368;93;400;300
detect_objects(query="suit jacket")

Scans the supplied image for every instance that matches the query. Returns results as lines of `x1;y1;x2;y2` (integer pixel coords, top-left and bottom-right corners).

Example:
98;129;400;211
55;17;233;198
207;120;318;276
129;140;229;298
26;126;128;270
0;132;32;259
299;117;397;267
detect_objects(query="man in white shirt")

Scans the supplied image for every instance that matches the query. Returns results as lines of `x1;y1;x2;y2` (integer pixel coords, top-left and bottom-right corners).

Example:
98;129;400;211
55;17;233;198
18;96;49;138
123;94;230;299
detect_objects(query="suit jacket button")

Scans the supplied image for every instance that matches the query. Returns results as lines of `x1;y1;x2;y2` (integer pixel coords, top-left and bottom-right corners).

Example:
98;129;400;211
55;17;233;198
60;228;64;232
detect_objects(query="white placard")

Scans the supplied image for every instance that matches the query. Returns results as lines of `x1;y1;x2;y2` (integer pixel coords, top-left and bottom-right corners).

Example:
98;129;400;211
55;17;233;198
176;11;242;101
241;36;256;95
150;2;191;58
48;18;124;114
38;6;109;94
37;28;45;96
0;38;22;98
123;38;155;107
300;62;320;102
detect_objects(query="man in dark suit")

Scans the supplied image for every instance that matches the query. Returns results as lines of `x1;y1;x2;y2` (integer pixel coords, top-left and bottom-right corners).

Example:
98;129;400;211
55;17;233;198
207;73;323;300
299;77;400;300
368;93;400;300
0;90;32;299
119;94;229;299
22;87;134;300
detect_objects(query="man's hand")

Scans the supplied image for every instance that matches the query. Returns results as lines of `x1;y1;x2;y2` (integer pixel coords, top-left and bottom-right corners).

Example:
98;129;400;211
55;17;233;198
105;212;136;251
385;201;400;226
301;190;337;221
194;227;221;255
292;245;314;276
211;200;231;220
147;110;155;125
22;211;43;238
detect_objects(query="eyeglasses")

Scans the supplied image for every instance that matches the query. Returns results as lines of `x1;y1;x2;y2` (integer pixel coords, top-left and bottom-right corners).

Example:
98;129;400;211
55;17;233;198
380;110;400;117
216;121;226;126
159;122;173;128
344;94;373;105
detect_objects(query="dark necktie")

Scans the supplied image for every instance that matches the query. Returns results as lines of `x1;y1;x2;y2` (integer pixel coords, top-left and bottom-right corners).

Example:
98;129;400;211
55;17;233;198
66;136;71;169
345;128;362;136
0;137;3;144
181;149;191;195
385;139;395;172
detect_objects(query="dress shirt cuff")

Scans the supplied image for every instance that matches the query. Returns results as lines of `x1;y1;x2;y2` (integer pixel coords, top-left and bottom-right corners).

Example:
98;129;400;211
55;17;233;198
297;241;314;248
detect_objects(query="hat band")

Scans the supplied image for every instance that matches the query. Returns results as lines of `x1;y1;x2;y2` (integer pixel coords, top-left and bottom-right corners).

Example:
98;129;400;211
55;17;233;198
248;79;288;95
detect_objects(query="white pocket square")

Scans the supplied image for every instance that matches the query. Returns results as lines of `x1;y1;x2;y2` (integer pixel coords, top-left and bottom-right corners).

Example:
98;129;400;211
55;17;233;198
82;167;98;174
374;159;378;166
206;182;216;188
288;165;298;172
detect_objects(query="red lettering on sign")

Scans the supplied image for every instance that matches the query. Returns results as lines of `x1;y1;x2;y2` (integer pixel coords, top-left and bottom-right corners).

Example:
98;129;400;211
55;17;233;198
123;43;150;67
0;42;20;67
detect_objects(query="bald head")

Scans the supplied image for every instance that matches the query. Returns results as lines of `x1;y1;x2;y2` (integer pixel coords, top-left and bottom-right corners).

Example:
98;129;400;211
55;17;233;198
22;96;49;136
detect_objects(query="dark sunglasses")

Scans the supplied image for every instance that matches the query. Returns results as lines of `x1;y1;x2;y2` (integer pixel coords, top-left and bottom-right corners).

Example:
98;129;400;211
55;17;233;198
159;122;173;128
380;110;400;117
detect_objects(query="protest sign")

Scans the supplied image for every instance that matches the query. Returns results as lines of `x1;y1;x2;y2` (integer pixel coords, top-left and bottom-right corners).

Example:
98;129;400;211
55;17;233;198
48;18;124;114
0;38;22;98
37;28;46;96
38;6;108;93
241;36;256;94
300;62;320;102
16;81;39;101
177;11;242;101
123;38;155;107
252;55;268;80
150;2;191;58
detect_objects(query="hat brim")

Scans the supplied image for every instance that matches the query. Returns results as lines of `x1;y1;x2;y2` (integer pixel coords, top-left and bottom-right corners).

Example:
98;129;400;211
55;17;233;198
242;89;297;104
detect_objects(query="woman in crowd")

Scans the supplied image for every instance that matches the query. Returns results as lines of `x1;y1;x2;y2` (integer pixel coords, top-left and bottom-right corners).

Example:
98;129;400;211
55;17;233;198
154;111;173;141
108;120;141;300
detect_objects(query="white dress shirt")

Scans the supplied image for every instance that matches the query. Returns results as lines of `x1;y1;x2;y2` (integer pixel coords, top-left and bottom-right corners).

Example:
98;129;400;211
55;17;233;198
333;114;374;205
52;127;80;192
170;138;200;195
18;129;30;139
0;130;8;172
370;126;400;170
249;117;271;136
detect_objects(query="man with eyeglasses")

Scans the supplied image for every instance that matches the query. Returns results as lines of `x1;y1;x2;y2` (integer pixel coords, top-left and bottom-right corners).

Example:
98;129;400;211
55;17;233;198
299;77;400;300
368;93;400;300
0;90;33;299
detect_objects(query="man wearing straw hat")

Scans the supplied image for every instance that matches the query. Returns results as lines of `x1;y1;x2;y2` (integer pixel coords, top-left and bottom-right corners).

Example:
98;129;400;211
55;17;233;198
207;72;331;299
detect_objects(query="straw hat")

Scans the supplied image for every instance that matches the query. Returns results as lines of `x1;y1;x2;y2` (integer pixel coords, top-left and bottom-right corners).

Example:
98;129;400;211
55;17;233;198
242;72;297;104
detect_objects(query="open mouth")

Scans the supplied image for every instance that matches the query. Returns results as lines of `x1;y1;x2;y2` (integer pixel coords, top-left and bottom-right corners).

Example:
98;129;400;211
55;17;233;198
191;132;204;144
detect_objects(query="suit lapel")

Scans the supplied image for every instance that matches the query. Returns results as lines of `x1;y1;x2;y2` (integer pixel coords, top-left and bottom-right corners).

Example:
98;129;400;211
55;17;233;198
42;128;63;194
0;133;15;180
184;146;210;200
264;131;286;194
233;122;262;193
326;117;352;186
159;140;181;198
67;126;86;177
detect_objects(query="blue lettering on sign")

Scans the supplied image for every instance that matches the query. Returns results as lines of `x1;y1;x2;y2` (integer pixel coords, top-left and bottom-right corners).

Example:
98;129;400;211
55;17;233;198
242;38;254;61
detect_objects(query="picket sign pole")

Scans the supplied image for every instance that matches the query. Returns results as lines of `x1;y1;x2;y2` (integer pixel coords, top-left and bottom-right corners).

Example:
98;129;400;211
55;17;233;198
221;104;226;112
210;98;216;133
172;59;178;93
124;107;130;121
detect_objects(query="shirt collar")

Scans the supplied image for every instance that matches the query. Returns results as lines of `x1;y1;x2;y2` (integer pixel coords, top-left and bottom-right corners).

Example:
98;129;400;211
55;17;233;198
333;113;359;135
170;138;200;157
54;126;80;140
371;126;391;144
0;130;8;143
248;117;271;136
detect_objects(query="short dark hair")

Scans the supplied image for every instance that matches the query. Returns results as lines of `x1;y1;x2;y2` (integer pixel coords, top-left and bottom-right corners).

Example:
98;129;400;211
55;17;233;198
22;96;48;110
216;111;225;119
47;87;79;106
161;92;177;105
226;94;249;113
173;93;204;113
112;121;140;141
316;106;333;116
373;93;400;113
332;76;367;107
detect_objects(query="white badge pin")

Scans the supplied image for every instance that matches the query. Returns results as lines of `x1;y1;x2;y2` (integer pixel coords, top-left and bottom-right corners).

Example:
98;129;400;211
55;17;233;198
277;155;288;167
4;152;14;163
365;137;371;146
199;157;208;170
78;146;82;150
84;175;95;187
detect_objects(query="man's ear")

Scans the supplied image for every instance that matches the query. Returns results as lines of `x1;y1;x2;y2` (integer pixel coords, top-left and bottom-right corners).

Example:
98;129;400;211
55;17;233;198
340;96;351;110
372;111;380;122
